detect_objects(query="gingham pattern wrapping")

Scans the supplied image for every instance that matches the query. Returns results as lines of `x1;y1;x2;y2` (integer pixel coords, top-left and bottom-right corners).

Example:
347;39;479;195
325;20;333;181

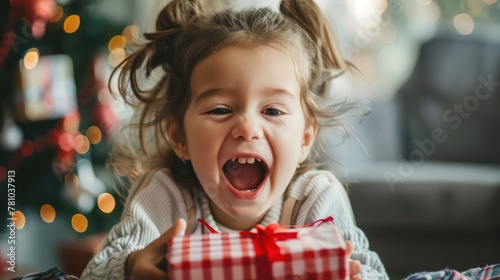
167;223;349;280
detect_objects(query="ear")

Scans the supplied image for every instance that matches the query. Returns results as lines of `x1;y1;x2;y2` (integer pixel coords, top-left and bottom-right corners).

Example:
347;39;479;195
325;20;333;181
299;121;318;163
166;117;190;160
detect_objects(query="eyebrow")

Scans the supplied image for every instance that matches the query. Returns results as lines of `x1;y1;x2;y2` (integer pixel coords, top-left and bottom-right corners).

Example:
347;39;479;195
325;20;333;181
194;88;297;106
194;88;224;107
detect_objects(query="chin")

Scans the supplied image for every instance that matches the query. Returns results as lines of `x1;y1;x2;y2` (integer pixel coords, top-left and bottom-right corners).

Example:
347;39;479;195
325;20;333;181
224;202;269;221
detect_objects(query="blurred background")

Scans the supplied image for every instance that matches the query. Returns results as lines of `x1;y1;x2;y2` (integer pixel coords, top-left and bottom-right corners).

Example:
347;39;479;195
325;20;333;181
0;0;499;279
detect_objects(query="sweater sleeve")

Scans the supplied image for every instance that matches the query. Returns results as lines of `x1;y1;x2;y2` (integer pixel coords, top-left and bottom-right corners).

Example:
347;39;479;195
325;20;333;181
79;217;149;279
293;170;389;280
80;170;189;280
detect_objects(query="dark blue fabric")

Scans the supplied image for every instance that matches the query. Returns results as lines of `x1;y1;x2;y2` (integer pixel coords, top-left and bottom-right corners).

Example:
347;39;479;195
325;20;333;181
12;267;78;280
405;264;500;280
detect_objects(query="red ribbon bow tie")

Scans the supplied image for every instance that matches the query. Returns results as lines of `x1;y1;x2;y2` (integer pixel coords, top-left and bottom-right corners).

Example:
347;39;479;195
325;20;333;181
198;216;334;262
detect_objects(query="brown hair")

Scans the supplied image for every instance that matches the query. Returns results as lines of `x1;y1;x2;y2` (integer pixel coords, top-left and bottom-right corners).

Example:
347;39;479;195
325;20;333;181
109;0;354;187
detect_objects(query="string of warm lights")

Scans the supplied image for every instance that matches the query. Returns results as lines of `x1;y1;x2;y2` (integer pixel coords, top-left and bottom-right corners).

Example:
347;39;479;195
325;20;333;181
63;15;80;34
0;0;140;236
338;0;498;41
108;25;140;67
2;121;116;233
2;17;142;232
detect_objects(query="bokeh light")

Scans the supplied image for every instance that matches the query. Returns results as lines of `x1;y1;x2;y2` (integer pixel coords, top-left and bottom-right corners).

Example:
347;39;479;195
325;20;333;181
348;0;387;19
50;6;64;22
20;140;35;157
78;193;95;213
454;13;474;35
464;0;484;17
378;0;388;14
64;15;80;34
74;134;90;154
86;126;102;144
108;48;126;67
63;117;80;134
23;48;39;70
71;214;88;233
406;0;441;22
97;88;112;104
380;22;398;44
427;2;441;23
58;132;74;152
40;204;56;223
108;35;126;52
122;25;140;43
13;211;26;229
98;193;116;214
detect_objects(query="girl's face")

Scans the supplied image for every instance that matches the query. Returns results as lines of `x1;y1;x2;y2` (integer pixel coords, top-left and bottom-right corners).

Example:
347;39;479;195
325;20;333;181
176;46;316;230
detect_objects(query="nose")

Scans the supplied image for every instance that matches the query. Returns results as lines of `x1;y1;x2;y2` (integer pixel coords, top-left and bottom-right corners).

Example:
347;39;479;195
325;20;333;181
231;115;264;141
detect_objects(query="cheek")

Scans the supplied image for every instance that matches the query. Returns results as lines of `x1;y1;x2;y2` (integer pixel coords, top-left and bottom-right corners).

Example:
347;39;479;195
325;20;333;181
186;120;223;151
273;126;304;166
186;127;221;192
183;118;223;181
278;140;302;164
184;116;207;147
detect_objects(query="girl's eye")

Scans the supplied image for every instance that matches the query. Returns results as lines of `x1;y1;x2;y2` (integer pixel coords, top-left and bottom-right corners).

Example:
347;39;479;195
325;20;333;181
262;108;283;116
207;108;232;115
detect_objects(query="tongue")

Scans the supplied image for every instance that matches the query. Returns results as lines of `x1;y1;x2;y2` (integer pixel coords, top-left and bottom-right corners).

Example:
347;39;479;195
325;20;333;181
223;160;264;191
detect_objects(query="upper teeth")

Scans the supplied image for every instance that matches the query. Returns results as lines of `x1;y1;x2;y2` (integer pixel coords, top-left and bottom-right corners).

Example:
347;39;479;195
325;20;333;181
232;157;261;164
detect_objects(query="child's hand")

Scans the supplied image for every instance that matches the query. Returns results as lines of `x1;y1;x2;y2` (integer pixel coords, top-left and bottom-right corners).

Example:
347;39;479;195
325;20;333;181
346;240;363;280
126;219;186;279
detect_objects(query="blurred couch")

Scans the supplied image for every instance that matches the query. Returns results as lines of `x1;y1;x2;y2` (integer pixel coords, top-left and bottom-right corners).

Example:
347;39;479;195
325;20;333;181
329;25;500;278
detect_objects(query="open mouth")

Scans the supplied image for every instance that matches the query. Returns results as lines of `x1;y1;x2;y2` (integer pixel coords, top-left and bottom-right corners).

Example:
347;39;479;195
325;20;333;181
223;157;268;192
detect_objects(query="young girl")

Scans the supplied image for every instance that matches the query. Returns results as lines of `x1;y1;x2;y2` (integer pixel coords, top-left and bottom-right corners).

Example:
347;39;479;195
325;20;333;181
81;0;388;279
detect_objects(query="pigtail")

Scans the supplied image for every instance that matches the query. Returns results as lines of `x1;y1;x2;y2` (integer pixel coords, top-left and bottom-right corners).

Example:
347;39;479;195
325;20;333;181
108;0;201;184
280;0;360;179
143;0;201;75
112;0;201;105
280;0;354;96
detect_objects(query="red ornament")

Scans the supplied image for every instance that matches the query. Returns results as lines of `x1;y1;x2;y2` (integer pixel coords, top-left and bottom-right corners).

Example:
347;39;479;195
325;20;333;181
9;0;55;24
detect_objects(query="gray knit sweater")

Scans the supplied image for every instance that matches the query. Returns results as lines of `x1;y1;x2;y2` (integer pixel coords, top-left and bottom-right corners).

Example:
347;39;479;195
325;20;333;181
81;169;389;279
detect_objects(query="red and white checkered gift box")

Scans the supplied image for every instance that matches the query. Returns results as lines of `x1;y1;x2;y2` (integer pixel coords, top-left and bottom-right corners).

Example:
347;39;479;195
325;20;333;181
167;216;349;280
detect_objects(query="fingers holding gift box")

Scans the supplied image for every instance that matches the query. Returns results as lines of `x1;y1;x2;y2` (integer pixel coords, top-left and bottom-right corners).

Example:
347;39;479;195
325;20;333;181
167;217;349;280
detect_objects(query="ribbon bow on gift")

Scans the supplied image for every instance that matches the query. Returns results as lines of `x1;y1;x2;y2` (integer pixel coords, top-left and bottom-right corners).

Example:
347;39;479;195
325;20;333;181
198;216;334;262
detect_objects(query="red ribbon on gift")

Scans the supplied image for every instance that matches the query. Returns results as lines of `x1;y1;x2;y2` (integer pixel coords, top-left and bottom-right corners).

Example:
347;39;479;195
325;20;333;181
305;215;335;227
198;216;335;277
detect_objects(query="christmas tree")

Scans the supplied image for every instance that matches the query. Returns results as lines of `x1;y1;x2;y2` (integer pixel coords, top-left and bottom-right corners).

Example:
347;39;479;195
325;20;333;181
0;0;139;239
